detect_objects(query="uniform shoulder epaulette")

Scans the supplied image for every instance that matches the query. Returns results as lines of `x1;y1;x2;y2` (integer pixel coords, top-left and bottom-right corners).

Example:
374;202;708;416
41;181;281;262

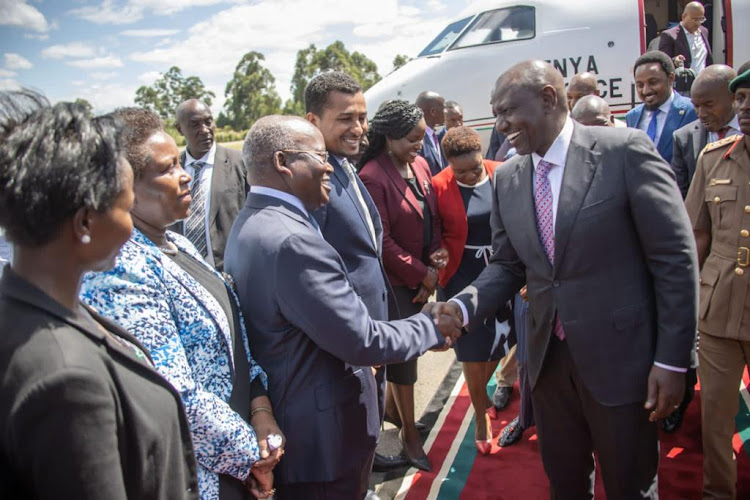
702;134;742;154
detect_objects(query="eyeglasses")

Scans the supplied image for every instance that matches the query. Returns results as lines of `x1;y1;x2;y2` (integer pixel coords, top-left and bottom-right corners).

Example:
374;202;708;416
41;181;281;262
280;149;329;165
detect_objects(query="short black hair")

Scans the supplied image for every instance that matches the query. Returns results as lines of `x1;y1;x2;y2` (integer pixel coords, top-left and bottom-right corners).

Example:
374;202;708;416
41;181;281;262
110;107;163;179
0;90;123;247
304;71;362;116
442;126;482;158
357;100;423;168
634;50;675;77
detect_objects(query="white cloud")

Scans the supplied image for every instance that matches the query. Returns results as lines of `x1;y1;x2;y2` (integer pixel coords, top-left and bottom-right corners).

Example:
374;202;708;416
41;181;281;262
137;70;161;83
91;71;119;80
70;0;232;24
5;53;33;70
0;68;17;78
0;0;50;33
68;82;138;113
67;56;124;69
41;42;97;59
119;28;180;37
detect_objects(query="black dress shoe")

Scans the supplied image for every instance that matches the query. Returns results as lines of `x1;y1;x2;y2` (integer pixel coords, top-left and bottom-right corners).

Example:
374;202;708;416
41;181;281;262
492;386;513;410
662;407;686;433
403;453;432;472
372;452;408;472
498;415;525;447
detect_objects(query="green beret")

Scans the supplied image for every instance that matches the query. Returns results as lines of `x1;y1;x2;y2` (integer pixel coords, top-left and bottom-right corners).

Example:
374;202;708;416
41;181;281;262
729;69;750;92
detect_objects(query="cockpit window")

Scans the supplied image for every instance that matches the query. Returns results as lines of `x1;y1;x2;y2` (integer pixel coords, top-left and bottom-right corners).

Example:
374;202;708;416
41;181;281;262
450;6;535;50
418;16;473;57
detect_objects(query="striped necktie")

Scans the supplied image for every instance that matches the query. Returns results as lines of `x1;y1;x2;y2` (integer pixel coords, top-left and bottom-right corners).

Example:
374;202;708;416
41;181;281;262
534;160;565;340
341;158;378;250
184;160;208;258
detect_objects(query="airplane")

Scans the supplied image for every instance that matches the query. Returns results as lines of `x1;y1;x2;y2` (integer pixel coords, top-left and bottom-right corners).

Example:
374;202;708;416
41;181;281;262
364;0;750;147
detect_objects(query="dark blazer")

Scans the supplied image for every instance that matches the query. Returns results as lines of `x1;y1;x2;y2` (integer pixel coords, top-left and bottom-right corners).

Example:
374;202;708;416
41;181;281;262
418;131;449;176
454;124;698;406
359;153;442;288
432;159;499;287
625;92;697;163
671;118;708;198
0;266;198;500
179;145;248;271
658;24;713;70
312;155;390;322
224;193;443;486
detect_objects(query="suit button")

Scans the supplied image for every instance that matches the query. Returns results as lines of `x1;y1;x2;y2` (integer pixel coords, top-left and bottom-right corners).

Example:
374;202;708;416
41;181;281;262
742;230;750;237
552;280;560;287
736;268;745;276
714;196;721;204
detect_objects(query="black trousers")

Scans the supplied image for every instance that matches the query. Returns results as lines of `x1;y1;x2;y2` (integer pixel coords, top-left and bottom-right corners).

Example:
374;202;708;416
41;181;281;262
531;337;659;500
275;449;374;500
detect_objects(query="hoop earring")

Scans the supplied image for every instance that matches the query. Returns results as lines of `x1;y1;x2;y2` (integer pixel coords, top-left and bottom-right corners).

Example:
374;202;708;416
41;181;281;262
81;234;91;244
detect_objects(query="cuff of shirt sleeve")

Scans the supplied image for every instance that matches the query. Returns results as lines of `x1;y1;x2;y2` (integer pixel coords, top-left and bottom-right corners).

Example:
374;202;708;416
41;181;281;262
448;298;469;327
654;361;687;373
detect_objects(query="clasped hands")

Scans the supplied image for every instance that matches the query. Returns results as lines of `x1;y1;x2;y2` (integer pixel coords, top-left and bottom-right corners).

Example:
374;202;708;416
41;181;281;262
413;248;449;304
422;301;464;350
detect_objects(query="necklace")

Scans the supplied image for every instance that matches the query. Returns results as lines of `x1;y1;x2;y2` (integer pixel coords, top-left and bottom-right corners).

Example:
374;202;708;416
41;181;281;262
158;241;178;256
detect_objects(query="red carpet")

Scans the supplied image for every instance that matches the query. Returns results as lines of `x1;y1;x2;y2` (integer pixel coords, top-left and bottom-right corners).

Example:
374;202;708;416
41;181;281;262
393;373;750;500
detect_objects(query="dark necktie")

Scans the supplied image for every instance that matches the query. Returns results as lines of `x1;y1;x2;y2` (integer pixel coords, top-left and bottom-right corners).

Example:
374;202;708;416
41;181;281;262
534;160;565;340
646;109;661;143
184;161;208;258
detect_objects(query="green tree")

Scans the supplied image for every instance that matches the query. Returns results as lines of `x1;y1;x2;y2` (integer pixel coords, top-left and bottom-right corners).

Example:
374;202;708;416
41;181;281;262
221;51;281;130
73;98;93;116
283;41;381;116
392;54;410;71
134;66;215;120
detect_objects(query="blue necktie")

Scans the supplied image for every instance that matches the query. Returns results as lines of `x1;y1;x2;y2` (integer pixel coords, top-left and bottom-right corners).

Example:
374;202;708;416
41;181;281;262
646;109;661;143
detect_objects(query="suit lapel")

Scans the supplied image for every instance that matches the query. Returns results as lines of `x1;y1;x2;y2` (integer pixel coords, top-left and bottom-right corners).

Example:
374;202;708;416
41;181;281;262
677;26;691;66
658;98;684;153
692;123;707;158
554;127;600;269
330;156;378;252
378;155;423;218
208;146;224;230
511;156;550;268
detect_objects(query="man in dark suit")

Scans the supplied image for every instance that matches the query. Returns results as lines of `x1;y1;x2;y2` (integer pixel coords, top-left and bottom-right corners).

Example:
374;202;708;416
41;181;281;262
437;100;463;143
415;91;448;175
304;72;407;484
224;115;460;500
659;1;713;75
433;60;698;497
672;64;738;198
626;51;697;163
175;99;248;271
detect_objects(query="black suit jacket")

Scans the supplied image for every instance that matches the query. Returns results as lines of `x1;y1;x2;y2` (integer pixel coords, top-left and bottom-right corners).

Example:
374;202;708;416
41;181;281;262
671;119;708;198
658;24;713;69
179;145;248;271
0;266;198;499
455;124;698;406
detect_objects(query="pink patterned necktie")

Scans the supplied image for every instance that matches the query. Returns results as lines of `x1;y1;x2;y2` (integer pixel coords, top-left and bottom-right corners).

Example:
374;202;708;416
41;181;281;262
534;160;565;340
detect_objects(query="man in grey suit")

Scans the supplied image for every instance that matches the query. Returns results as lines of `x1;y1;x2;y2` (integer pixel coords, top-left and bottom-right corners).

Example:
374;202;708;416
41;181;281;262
433;60;698;498
672;64;739;198
175;99;248;271
224;116;460;500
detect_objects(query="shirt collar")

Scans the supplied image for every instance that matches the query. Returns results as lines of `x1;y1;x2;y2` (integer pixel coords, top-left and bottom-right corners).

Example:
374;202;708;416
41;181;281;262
657;91;675;115
425;125;436;139
725;115;740;132
185;142;216;166
250;185;309;218
531;116;575;169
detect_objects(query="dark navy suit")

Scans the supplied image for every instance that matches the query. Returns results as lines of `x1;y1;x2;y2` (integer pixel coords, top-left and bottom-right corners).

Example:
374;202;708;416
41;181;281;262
625;92;696;163
418;130;449;176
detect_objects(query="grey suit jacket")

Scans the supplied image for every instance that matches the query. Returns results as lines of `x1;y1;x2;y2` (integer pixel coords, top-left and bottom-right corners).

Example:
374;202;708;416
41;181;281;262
671;119;707;199
224;193;442;485
454;124;698;406
0;266;198;499
179;145;248;271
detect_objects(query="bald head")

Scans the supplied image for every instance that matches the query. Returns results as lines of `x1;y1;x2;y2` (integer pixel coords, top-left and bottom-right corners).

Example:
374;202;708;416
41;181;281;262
567;72;600;110
243;115;321;180
415;90;445;128
491;60;569;156
175;98;215;158
691;64;737;133
681;1;706;34
571;95;613;127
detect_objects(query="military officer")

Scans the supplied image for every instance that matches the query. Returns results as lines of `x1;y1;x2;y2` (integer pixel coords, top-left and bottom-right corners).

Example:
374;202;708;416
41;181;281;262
685;67;750;500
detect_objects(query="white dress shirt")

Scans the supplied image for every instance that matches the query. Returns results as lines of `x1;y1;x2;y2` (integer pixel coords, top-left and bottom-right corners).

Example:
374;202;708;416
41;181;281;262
0;229;10;265
707;115;741;144
684;26;708;75
637;91;675;146
449;117;685;372
184;144;216;266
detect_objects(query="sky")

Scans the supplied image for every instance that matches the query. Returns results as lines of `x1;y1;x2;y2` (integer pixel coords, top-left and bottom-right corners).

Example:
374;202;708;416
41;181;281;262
0;0;475;115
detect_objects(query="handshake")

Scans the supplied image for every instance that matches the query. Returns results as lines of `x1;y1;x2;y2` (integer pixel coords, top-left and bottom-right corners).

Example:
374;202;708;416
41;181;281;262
422;301;465;349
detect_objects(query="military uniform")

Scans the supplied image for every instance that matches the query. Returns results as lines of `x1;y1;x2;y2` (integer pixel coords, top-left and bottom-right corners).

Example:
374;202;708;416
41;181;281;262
685;134;750;499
